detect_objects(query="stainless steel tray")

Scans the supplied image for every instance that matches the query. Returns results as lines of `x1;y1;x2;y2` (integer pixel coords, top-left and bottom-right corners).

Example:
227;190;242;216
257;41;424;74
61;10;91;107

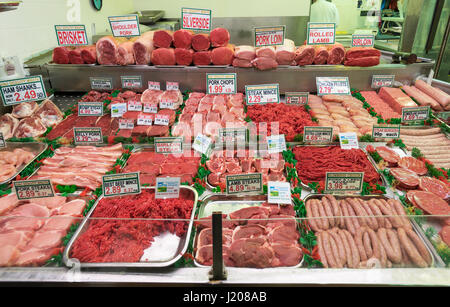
63;185;198;268
192;193;304;268
303;193;442;268
0;141;48;185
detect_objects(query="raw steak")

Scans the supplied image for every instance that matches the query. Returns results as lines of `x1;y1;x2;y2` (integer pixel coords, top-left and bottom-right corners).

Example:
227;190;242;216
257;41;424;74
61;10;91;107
192;33;210;51
173;29;193;49
174;48;194;65
153;30;173;48
52;47;70;64
211;45;234;65
80;45;97;64
193;50;211;65
229;237;274;268
151;48;176;65
210;27;230;47
344;56;380;67
271;243;302;267
375;146;400;165
68;47;84;64
390;167;419;189
419;177;450;199
412;191;450;216
295;45;315;65
398;157;427;175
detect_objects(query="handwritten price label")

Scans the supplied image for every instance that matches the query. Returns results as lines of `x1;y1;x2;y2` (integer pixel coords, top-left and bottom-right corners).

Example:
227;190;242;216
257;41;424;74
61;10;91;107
181;8;211;31
372;125;400;139
143;103;158;113
119;118;134;130
325;172;364;194
14;179;55;200
73;127;103;145
155;137;183;154
226;173;263;195
307;22;336;45
166;81;179;90
137;114;153;126
102;172;141;197
148;81;160;90
245;84;280;105
0;75;47;106
352;34;374;47
121;76;142;89
206;73;236;94
304;126;333;144
127;100;142;111
254;26;285;47
78;102;103;116
316;77;350;96
371;75;394;89
154;114;169;126
108;15;140;37
402;106;430;122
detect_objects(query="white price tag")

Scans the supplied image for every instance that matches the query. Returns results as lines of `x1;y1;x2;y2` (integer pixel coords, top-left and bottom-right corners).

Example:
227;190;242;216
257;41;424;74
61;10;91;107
102;172;141;197
254;26;285;47
371;75;395;89
193;133;212;155
78;102;103;116
316;77;350;96
325;172;364;194
181;8;211;31
148;81;161;90
159;100;176;110
267;134;286;154
121;76;142;89
307;22;336;45
339;132;359;150
0;75;47;106
137;114;153;126
155;137;184;154
154;114;169;126
54;25;88;46
268;181;291;205
155;177;180;199
108;14;140;37
128;100;142;111
143;103;158;113
13;179;55;200
245;84;280;105
119;118;134;130
206;73;236;94
111;103;127;118
372;125;400;139
304;126;333;144
166;81;179;91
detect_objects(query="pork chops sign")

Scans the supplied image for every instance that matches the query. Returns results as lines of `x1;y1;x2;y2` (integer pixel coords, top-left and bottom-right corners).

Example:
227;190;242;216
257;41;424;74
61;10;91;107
181;8;212;31
206;73;236;95
254;26;285;47
0;75;47;106
307;23;336;45
54;25;88;46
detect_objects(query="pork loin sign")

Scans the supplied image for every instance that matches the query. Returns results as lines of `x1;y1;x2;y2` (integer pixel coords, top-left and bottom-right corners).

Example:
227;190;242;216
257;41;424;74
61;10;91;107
254;26;285;47
108;15;140;37
0;75;47;106
181;8;211;31
54;25;88;46
206;73;236;95
14;179;55;200
307;23;335;45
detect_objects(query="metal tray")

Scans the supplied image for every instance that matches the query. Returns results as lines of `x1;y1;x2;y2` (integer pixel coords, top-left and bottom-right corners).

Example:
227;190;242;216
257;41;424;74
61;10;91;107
192;193;304;268
303;193;443;268
291;144;385;192
0;141;48;185
63;185;198;268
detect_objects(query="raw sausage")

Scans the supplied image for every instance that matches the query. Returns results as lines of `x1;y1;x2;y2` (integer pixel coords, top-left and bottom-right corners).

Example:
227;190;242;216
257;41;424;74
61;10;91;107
316;231;328;268
359;199;379;230
343;229;360;268
310;199;323;230
348;198;368;227
306;200;320;232
322;196;335;227
327;195;344;228
397;227;428;268
338;229;353;268
376;199;402;228
322;231;338;268
377;228;402;264
341;200;356;235
316;199;329;230
363;231;373;258
346;200;361;230
355;227;368;261
329;228;346;267
368;199;384;228
388;199;412;230
405;228;432;266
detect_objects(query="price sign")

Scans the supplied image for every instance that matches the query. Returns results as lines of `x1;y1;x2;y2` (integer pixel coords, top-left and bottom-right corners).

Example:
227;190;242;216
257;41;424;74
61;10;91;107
351;34;375;47
402;106;430;122
372;75;395;89
285;92;308;105
111;103;127;118
325;172;364;194
254;26;285;47
121;76;142;89
154;114;169;126
372;125;400;139
316;77;351;96
148;81;160;90
155;137;184;154
0;132;5;148
54;25;88;46
119;118;134;130
143;103;158;113
268;181;291;205
193;133;212;156
90;77;113;90
218;127;247;144
14;179;55;200
267;134;286;154
206;73;237;95
137;114;153;126
159;100;176;110
226;173;263;195
127;100;142;111
166;81;179;90
304;126;333;144
307;22;336;45
245;84;280;105
0;75;47;106
155;177;180;199
73;127;103;145
102;172;141;197
108;14;140;37
339;132;359;150
181;8;211;31
78;102;103;116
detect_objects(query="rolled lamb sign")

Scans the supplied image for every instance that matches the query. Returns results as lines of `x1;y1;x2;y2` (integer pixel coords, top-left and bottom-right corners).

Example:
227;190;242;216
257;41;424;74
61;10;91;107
307;22;336;45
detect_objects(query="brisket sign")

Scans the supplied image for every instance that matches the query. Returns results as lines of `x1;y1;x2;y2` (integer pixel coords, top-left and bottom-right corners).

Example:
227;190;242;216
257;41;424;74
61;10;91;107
54;25;88;46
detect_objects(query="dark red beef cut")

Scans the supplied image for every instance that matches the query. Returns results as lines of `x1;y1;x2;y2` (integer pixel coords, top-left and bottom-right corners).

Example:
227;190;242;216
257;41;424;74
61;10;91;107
231;225;266;241
151;48;176;65
268;225;299;244
192;33;210;51
124;163;160;174
80;45;97;64
95;115;113;136
211;46;234;65
46;114;77;139
146;125;169;137
175;48;194;65
197;228;233;247
210;28;230;47
326;43;345;64
229;206;270;225
193;51;212;65
344;56;380;67
173;29;193;49
229;237;274;268
271;243;302;267
153;30;174;48
195;244;234;266
294;45;315;65
161;163;198;176
52;47;70;64
68;47;84;64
